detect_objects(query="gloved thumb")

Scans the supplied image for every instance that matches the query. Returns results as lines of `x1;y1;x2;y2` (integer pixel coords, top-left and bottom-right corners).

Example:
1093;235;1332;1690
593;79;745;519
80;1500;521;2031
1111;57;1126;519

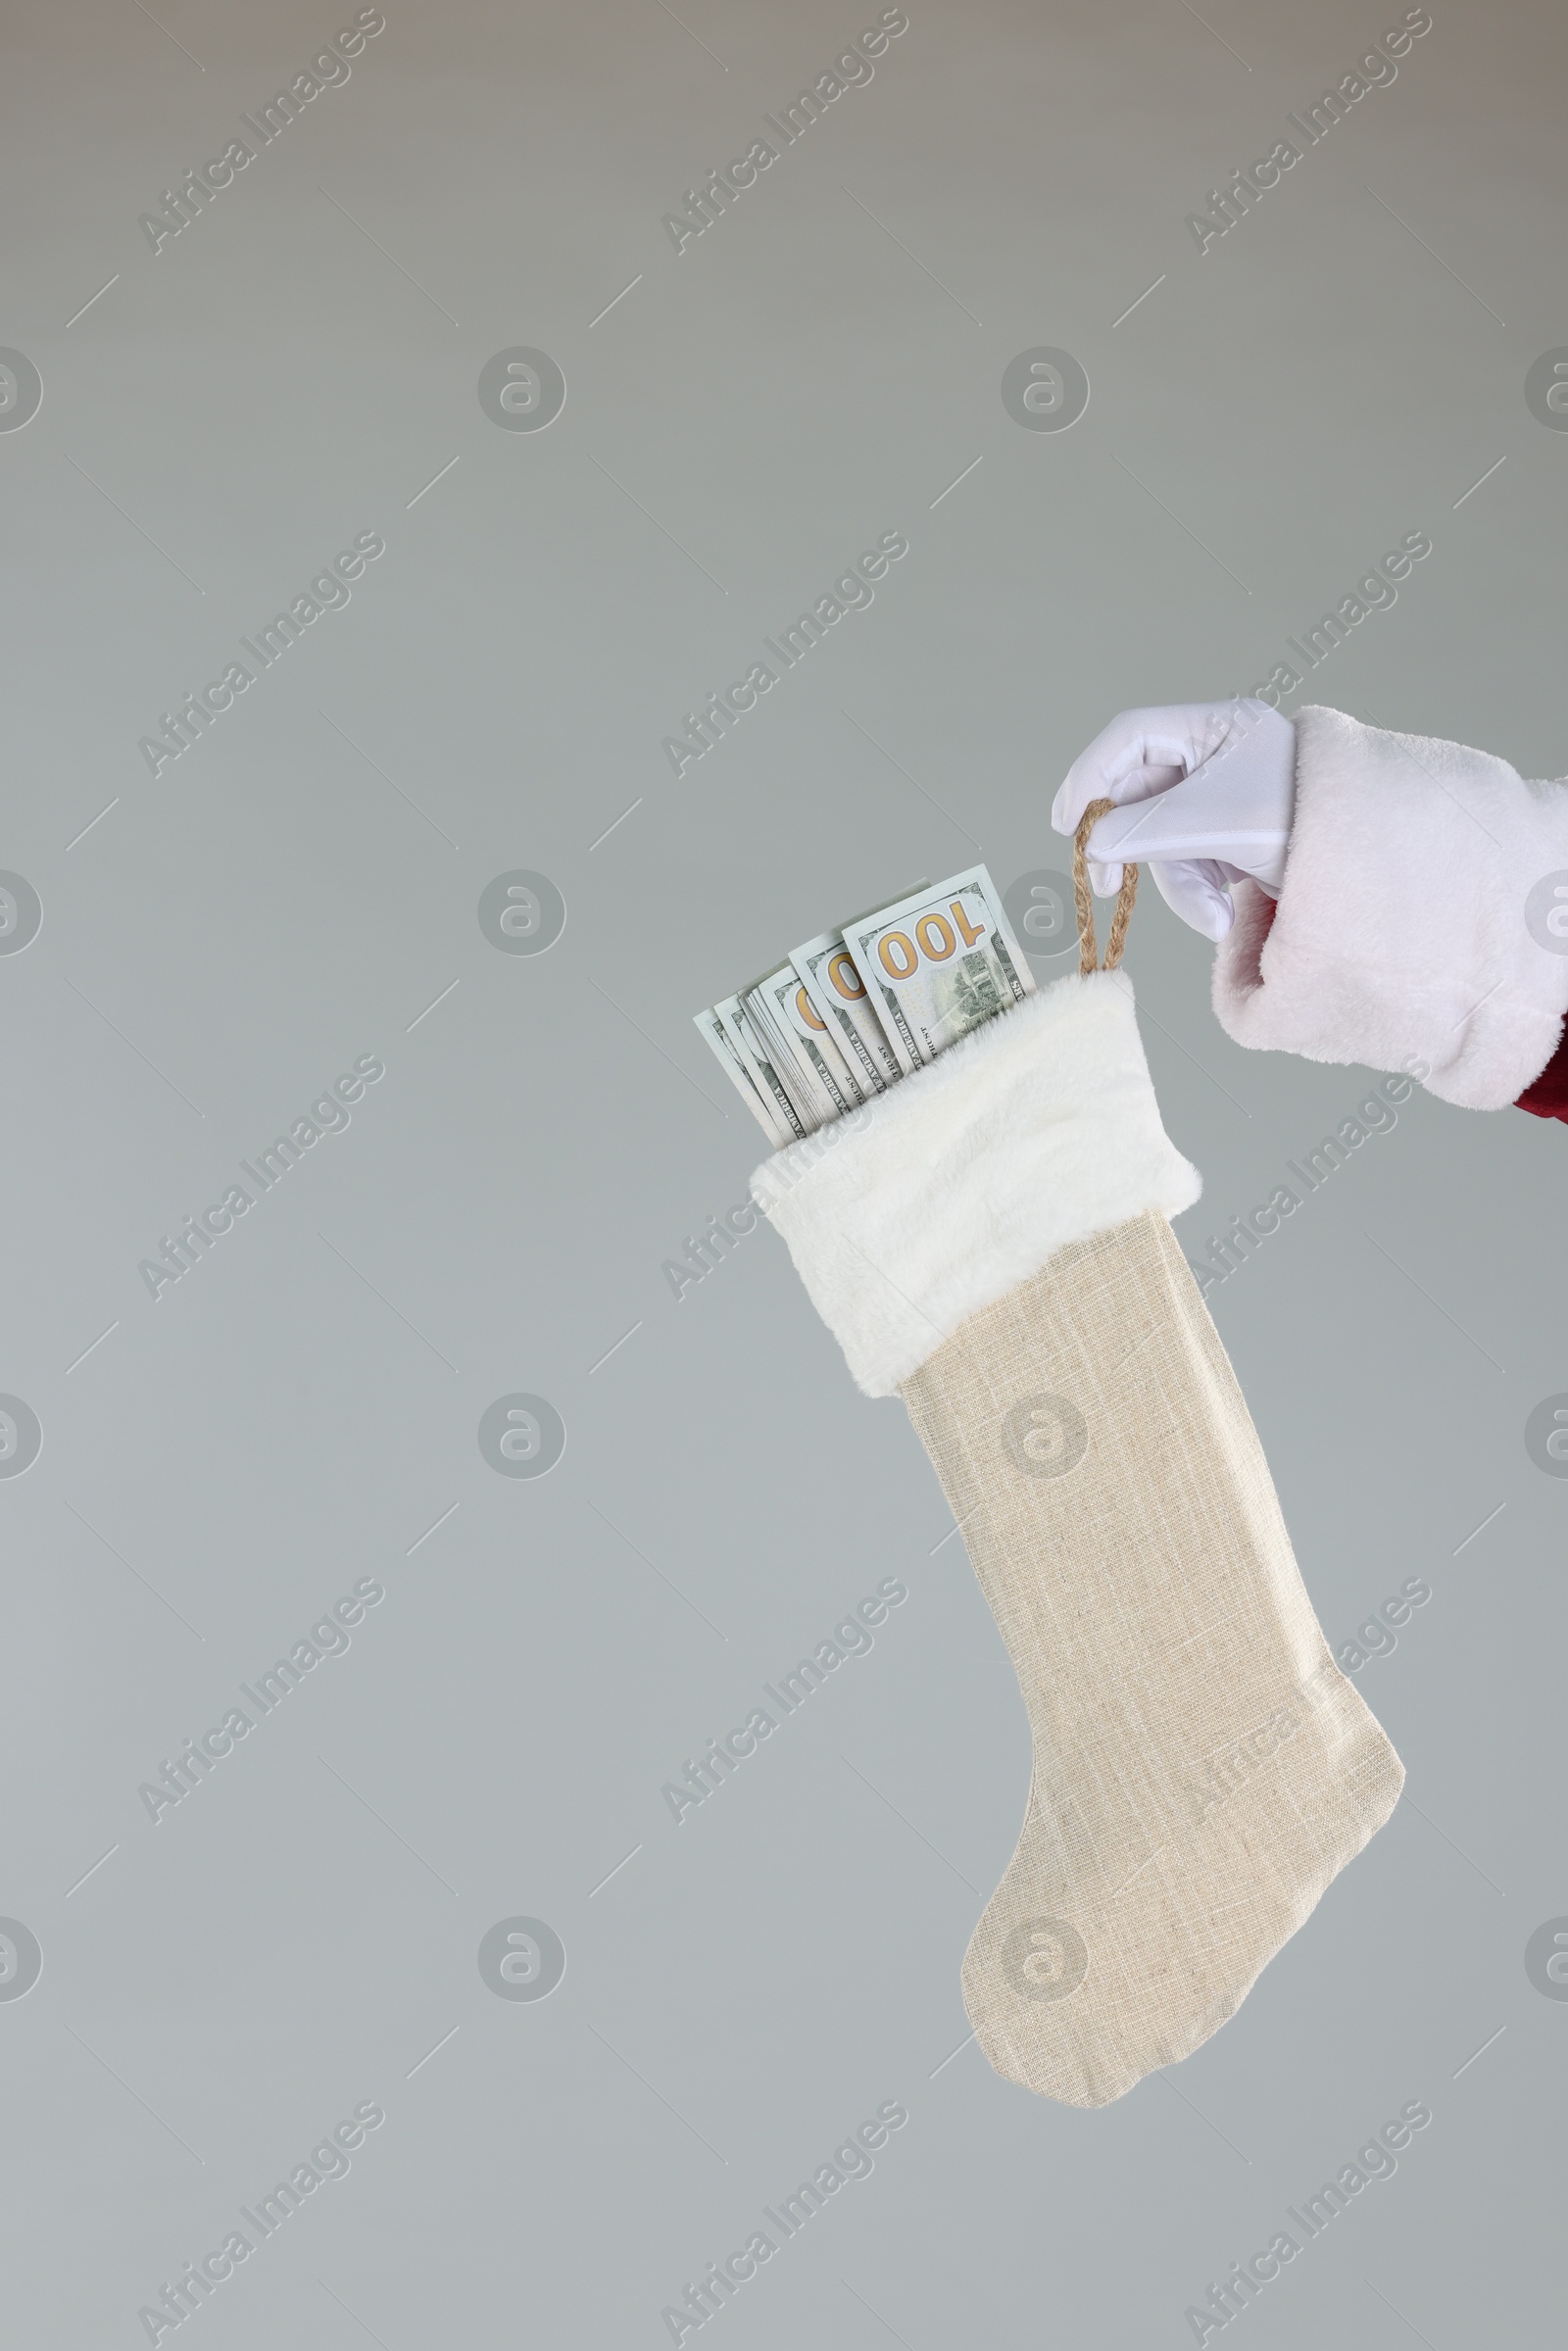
1147;857;1237;941
1087;808;1237;937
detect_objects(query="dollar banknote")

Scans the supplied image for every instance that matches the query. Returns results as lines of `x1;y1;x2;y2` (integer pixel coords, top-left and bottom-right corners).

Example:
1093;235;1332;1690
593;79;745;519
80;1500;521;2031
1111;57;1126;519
710;993;808;1143
744;964;863;1128
692;1004;794;1148
843;866;1034;1073
696;864;1035;1147
766;960;869;1115
738;980;817;1130
790;928;901;1092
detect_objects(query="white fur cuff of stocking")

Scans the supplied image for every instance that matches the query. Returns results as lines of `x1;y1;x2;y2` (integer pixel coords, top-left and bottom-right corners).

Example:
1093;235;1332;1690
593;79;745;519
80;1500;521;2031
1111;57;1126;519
750;970;1201;1398
1212;704;1568;1110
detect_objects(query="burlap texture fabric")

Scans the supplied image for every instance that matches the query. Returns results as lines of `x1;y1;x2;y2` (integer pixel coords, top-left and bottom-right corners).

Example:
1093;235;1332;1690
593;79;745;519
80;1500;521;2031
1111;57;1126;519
902;1208;1404;2108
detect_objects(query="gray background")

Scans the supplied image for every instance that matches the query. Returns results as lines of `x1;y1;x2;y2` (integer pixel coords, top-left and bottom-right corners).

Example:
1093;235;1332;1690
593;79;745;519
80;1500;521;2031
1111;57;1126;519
2;0;1565;2342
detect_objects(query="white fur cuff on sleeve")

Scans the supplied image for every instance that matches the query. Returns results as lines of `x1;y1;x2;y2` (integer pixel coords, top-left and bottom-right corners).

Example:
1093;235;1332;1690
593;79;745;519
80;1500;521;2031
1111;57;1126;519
750;970;1201;1397
1213;705;1568;1110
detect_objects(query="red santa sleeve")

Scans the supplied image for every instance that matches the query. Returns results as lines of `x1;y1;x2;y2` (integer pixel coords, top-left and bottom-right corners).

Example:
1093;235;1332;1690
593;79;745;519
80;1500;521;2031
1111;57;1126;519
1516;1021;1568;1122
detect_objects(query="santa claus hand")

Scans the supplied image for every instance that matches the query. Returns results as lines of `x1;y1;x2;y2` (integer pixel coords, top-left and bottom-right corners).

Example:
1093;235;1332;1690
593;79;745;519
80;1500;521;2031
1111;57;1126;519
1052;700;1297;942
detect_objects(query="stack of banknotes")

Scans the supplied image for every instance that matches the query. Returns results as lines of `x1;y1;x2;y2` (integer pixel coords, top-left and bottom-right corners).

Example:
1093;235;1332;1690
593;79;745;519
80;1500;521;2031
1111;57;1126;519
694;864;1035;1148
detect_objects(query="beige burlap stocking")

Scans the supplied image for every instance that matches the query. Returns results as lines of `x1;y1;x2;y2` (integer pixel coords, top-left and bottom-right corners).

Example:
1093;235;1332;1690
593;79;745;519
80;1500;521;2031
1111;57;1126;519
752;839;1402;2108
902;1208;1402;2105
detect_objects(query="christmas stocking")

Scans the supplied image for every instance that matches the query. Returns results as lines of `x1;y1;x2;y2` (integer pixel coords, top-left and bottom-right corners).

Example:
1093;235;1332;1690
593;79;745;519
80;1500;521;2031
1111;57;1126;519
751;836;1403;2108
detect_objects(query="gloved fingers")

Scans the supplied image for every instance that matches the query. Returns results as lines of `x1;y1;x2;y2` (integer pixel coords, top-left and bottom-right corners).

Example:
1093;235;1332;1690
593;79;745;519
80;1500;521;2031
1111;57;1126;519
1053;699;1277;836
1052;702;1210;833
1084;715;1295;890
1148;857;1237;941
1060;759;1185;868
1086;777;1287;869
1086;842;1234;906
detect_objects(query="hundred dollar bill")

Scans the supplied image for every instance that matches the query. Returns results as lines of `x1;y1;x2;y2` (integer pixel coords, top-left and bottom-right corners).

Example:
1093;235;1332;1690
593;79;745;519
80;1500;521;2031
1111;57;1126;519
761;960;868;1114
790;928;901;1093
713;993;808;1144
744;963;862;1127
739;982;818;1131
843;865;1034;1074
692;1004;792;1147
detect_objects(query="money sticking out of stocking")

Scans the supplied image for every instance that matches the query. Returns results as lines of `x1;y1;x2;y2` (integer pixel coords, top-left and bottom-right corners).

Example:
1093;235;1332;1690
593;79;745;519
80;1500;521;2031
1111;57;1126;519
751;808;1403;2108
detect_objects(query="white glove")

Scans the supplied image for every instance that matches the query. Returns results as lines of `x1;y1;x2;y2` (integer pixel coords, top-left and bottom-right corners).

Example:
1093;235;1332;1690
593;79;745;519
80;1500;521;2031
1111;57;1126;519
1052;700;1298;942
